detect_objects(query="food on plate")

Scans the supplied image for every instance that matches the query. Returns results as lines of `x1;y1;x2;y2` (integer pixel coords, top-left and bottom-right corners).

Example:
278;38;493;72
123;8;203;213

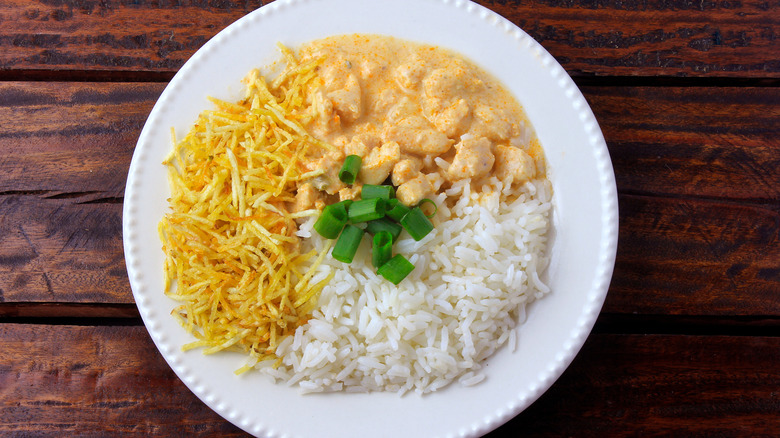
159;34;552;394
158;45;334;366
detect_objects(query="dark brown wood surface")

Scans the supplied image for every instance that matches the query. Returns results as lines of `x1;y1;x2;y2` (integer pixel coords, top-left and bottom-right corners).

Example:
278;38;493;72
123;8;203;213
0;0;778;436
1;325;778;436
1;0;778;78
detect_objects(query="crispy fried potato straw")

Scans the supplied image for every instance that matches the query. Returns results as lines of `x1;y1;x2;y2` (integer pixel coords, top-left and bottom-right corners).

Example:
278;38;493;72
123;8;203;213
158;46;333;372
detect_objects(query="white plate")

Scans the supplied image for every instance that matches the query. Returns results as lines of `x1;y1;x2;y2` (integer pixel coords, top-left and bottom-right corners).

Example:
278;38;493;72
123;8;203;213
123;0;618;436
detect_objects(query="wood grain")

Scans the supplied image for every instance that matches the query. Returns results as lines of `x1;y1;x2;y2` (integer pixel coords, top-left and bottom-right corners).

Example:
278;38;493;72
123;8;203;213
0;0;776;435
0;0;777;78
1;324;777;436
589;86;780;203
0;324;245;436
0;82;777;316
0;0;264;76
1;83;777;200
485;0;780;79
0;81;164;196
494;332;780;437
0;194;128;304
0;190;775;316
608;193;780;316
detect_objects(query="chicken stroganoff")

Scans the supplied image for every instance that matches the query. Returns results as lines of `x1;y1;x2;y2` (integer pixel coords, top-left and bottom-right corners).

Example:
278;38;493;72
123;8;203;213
293;35;545;211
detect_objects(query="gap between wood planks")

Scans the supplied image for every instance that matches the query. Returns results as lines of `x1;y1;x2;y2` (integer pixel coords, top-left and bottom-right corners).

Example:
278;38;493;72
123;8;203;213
2;302;780;338
593;313;780;337
1;188;776;210
0;69;779;88
617;189;780;212
0;190;123;204
0;302;140;324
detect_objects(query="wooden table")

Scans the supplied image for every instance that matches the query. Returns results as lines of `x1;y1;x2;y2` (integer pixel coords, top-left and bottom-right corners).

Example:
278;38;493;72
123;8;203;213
1;0;778;436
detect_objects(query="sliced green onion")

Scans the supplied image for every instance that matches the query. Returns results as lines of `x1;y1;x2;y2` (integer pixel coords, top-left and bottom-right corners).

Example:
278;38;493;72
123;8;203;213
338;155;362;184
313;202;349;239
331;224;364;263
417;198;438;218
400;207;434;241
365;217;403;242
348;198;386;223
361;184;395;200
333;199;353;210
377;254;415;285
372;231;393;268
385;198;411;222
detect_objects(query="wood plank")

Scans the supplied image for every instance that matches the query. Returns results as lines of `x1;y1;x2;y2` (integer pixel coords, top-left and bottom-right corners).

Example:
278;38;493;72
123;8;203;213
606;194;780;316
2;83;777;201
0;0;777;78
486;0;780;79
589;86;780;203
0;324;777;436
0;324;245;436
0;195;128;304
0;81;165;196
0;0;263;76
0;83;777;316
0;191;776;317
494;333;780;436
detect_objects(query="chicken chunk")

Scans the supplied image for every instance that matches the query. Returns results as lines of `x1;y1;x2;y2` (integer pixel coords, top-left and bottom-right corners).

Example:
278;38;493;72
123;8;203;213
391;157;423;186
339;183;363;202
307;149;346;194
383;116;453;156
359;141;401;185
359;58;382;81
344;133;380;157
447;137;495;181
394;54;426;90
386;97;419;123
422;63;484;104
471;104;517;142
373;88;403;115
293;182;322;212
493;144;536;184
309;90;339;138
396;174;434;207
430;98;471;138
327;73;362;124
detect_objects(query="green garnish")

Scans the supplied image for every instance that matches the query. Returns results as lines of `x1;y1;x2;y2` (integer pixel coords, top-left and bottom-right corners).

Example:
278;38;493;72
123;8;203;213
338;155;362;184
385;198;411;222
365;217;403;242
372;231;393;268
347;198;386;223
361;184;395;200
313;202;349;239
400;207;434;241
331;224;364;264
377;254;415;285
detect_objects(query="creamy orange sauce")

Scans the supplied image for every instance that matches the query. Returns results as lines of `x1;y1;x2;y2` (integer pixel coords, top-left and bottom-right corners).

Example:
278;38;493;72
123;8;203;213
292;34;545;209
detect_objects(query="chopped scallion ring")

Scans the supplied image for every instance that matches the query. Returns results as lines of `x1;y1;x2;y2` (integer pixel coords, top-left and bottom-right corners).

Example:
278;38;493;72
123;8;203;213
372;231;393;268
361;184;395;200
377;254;415;285
386;198;411;222
313;202;349;239
400;207;434;241
348;198;387;223
365;217;403;242
338;155;362;184
331;224;364;263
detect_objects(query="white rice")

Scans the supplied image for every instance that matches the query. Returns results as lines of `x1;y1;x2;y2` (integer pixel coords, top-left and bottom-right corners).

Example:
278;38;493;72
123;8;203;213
256;176;552;395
